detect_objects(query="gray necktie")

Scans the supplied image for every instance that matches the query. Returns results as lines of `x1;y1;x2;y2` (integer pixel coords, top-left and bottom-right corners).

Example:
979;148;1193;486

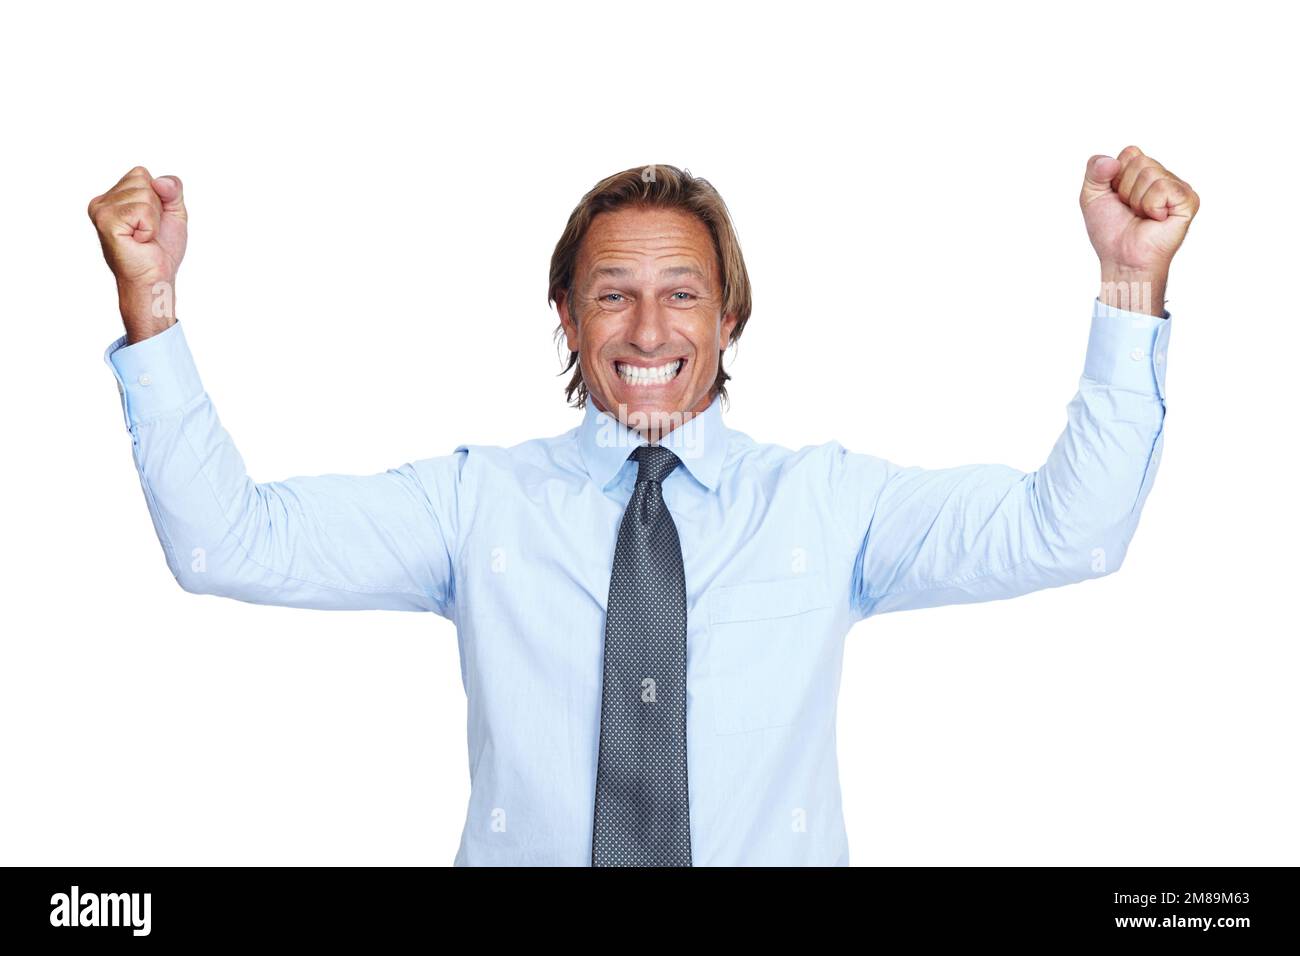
591;443;692;867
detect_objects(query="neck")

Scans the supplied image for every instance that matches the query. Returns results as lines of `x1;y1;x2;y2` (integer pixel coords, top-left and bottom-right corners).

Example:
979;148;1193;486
591;390;714;443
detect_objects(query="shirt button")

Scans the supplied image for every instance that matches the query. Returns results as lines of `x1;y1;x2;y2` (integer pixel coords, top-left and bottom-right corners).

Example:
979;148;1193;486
1155;351;1165;365
138;373;153;386
1129;349;1145;361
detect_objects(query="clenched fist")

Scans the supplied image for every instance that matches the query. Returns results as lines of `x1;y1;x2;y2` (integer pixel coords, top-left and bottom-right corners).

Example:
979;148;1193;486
87;166;188;343
1080;146;1200;315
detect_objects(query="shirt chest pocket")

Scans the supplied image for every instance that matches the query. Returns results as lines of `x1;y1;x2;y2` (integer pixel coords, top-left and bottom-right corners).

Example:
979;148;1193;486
704;572;834;736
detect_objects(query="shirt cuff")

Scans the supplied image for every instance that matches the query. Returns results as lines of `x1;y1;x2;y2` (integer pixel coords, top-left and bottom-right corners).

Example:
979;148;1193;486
103;320;205;429
1082;296;1171;401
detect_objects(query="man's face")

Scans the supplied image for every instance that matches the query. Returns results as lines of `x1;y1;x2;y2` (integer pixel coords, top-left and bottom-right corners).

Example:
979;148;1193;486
560;206;737;438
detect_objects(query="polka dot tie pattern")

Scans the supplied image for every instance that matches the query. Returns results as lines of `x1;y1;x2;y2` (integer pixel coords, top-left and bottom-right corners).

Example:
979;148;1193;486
591;444;692;867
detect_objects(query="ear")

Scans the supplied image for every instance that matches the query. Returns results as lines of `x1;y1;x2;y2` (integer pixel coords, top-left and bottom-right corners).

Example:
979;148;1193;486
720;311;739;349
558;290;580;353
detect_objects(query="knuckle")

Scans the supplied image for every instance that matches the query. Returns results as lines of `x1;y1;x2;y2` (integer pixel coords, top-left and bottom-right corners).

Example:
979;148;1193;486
116;200;156;223
1134;165;1162;187
115;186;159;207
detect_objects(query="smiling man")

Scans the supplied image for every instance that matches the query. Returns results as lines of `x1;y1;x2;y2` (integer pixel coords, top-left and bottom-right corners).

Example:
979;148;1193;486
89;151;1198;866
553;196;741;439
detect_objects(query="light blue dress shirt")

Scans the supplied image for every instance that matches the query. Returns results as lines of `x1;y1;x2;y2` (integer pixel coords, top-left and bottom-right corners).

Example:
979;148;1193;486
104;297;1170;866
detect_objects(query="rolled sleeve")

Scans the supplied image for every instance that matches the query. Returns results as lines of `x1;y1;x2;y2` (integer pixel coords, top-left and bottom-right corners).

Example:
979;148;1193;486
103;321;205;429
1083;297;1171;401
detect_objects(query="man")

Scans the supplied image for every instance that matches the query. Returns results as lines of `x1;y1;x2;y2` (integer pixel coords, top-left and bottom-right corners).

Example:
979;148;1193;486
88;150;1199;866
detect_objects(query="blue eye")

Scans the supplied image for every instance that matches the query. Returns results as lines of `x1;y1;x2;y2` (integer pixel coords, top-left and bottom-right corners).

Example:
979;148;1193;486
672;292;696;300
602;293;624;303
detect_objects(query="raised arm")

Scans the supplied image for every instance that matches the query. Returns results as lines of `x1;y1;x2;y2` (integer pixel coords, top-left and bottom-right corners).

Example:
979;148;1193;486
833;147;1199;619
90;167;461;615
836;296;1168;618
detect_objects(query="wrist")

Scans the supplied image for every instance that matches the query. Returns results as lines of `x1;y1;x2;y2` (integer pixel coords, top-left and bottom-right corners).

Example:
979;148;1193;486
117;278;178;344
1098;265;1168;316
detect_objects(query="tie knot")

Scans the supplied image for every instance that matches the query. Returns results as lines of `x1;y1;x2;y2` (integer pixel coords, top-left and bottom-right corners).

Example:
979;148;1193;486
631;444;681;484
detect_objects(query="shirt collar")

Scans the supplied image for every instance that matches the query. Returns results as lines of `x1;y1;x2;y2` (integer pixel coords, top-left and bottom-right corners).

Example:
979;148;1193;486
578;392;727;492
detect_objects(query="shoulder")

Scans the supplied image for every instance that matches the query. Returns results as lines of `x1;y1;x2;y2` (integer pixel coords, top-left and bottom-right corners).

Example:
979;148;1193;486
721;432;899;515
723;427;849;476
449;423;586;484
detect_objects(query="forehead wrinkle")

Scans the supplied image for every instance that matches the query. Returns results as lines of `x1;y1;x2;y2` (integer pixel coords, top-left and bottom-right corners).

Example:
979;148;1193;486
587;236;707;261
585;248;715;282
591;262;708;279
576;214;720;294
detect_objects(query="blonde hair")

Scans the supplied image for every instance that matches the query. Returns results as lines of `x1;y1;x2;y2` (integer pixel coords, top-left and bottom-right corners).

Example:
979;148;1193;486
548;164;753;409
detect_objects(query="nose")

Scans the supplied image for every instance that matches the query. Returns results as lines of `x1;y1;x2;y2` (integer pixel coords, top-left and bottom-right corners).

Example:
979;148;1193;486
626;297;672;354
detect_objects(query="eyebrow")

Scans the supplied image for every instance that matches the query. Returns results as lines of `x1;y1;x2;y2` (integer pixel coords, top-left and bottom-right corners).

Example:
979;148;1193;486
592;265;706;281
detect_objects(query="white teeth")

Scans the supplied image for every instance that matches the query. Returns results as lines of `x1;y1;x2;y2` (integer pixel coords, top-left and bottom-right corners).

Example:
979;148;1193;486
616;359;682;386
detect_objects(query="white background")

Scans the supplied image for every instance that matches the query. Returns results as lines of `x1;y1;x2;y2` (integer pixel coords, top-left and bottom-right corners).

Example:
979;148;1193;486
1;0;1295;865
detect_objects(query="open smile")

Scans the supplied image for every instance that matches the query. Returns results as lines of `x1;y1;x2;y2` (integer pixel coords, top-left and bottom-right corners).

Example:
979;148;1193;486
613;357;686;387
